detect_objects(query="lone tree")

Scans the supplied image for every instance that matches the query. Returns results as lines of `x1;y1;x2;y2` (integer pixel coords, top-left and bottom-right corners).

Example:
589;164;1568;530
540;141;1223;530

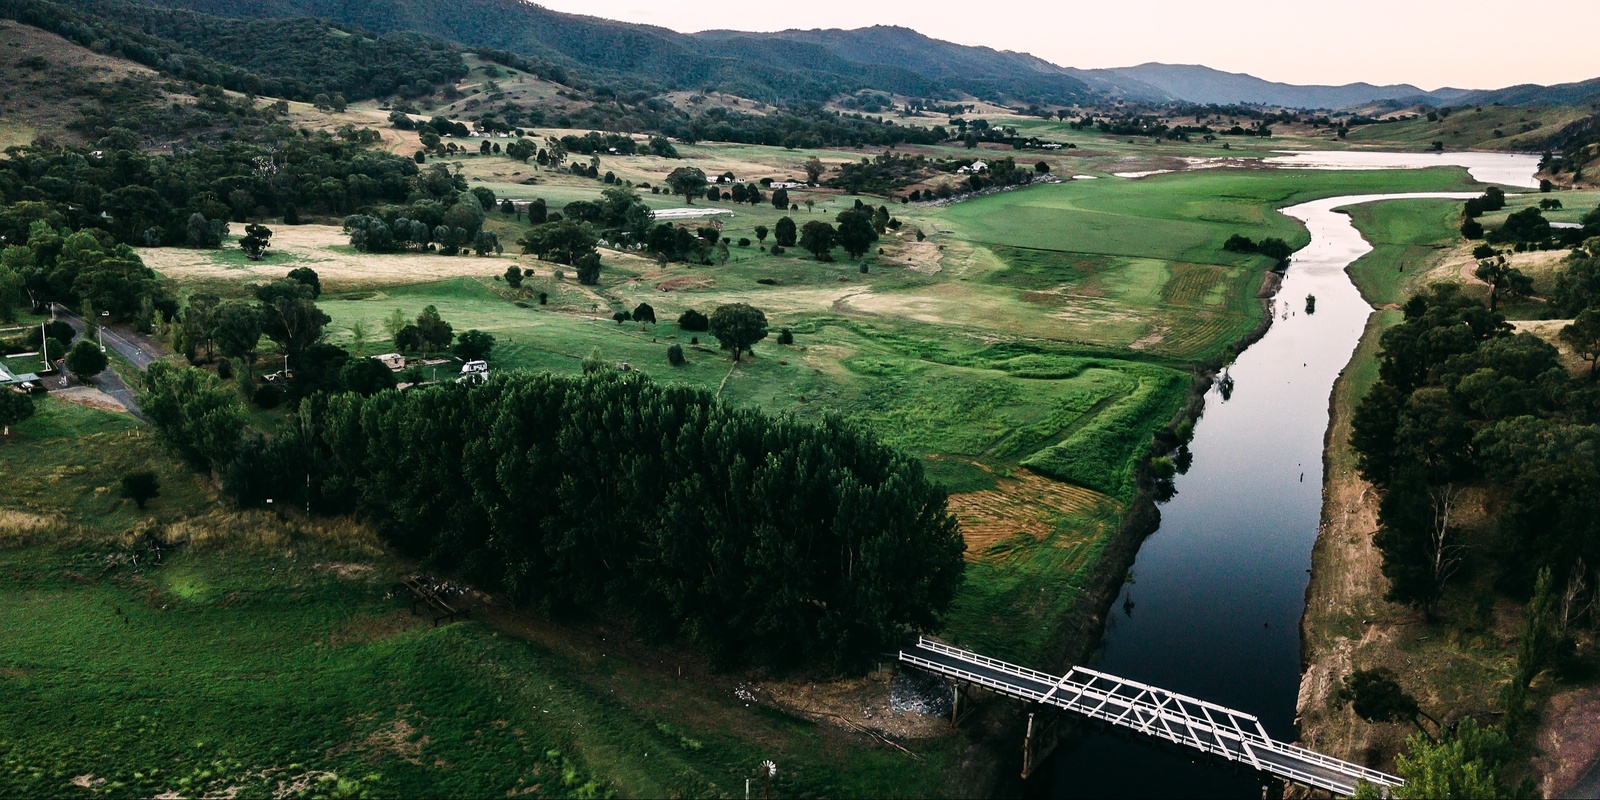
799;220;836;261
753;225;769;246
774;216;797;247
709;303;769;362
1474;255;1533;312
504;265;524;288
802;156;825;184
632;302;656;325
665;166;708;204
1561;308;1600;378
65;339;107;383
239;223;273;261
835;208;878;259
0;390;34;437
120;470;161;510
1337;668;1439;738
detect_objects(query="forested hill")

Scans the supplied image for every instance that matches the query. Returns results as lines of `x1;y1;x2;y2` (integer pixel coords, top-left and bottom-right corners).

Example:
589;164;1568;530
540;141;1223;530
0;0;468;102
67;0;1098;105
692;25;1095;104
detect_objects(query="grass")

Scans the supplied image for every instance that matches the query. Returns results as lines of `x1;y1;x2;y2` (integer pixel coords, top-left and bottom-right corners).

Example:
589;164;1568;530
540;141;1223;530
0;544;956;799
1341;197;1466;307
1344;105;1591;152
1;401;958;799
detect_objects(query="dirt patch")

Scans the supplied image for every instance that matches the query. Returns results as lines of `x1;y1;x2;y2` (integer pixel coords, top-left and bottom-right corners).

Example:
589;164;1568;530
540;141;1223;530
1127;326;1167;351
655;275;714;292
53;386;127;413
362;716;427;764
882;240;943;275
754;671;949;742
949;470;1110;561
315;561;375;580
1534;686;1600;797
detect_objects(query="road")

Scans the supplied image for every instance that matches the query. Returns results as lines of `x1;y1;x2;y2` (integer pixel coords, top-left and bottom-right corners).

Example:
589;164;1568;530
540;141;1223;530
51;304;157;419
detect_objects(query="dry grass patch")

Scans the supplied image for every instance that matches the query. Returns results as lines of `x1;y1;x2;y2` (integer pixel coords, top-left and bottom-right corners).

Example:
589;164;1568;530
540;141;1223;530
949;469;1111;561
143;224;525;289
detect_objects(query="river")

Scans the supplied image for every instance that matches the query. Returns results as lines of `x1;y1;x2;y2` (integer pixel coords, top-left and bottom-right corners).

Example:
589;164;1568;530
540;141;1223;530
1035;153;1539;797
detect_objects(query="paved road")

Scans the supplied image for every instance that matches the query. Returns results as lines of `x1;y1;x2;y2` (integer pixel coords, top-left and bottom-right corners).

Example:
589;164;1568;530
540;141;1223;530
51;305;152;419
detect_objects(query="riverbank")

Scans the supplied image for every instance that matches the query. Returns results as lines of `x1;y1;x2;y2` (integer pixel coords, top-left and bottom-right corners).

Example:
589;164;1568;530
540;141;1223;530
1294;191;1600;794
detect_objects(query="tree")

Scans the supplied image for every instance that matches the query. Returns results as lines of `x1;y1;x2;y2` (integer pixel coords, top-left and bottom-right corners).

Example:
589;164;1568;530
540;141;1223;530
632;302;656;325
1474;256;1532;313
65;339;107;382
0;262;22;323
212;300;263;370
473;230;499;257
1378;719;1514;799
1035;161;1051;173
340;357;397;396
346;319;371;356
665;167;708;204
1561;309;1600;378
799;221;836;260
753;225;769;246
518;220;597;266
835;209;878;259
120;470;160;510
667;343;685;366
255;280;330;363
452;329;495;361
414;305;453;355
774;217;797;247
286;267;322;299
1338;668;1439;737
575;252;602;285
0;390;34;438
239;223;273;260
504;265;524;288
1461;219;1484;240
139;362;247;472
709;303;769;361
381;308;408;343
803;156;825;184
770;187;789;210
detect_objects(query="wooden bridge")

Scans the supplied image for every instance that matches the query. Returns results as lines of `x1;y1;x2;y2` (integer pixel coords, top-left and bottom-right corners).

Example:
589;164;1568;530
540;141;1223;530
899;637;1402;796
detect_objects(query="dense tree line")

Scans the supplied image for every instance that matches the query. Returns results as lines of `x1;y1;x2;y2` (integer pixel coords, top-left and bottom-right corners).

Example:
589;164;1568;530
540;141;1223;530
0;132;436;253
141;366;965;670
1351;279;1600;614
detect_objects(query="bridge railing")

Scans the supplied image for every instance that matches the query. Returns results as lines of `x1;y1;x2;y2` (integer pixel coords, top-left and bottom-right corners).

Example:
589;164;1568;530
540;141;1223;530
900;638;1404;795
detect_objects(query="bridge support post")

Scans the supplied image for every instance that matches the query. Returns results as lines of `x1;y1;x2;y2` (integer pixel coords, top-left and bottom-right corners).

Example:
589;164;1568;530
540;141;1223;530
950;682;976;728
1020;708;1061;780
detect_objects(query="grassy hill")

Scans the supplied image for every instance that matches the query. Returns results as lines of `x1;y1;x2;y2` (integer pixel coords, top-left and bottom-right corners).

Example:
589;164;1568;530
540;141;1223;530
1345;104;1591;151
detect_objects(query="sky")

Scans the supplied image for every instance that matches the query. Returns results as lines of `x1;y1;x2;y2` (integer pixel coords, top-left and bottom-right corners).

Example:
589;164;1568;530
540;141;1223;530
531;0;1599;90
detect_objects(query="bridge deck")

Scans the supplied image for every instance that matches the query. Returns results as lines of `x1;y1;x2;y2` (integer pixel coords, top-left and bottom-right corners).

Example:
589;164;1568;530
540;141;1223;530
899;637;1401;796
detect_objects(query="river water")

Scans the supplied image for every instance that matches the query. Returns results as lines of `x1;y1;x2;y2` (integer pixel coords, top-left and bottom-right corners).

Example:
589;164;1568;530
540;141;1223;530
1037;155;1539;797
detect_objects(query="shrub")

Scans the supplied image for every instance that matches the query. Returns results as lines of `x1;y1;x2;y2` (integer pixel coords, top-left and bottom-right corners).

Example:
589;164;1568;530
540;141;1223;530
777;328;794;345
216;359;233;380
678;309;710;331
667;344;686;366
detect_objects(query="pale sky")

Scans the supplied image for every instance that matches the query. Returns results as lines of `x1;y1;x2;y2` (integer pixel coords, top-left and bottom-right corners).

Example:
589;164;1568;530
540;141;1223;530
532;0;1599;90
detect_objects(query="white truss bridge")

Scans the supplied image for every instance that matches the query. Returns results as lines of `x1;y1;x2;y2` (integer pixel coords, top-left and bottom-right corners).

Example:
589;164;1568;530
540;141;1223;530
899;637;1403;796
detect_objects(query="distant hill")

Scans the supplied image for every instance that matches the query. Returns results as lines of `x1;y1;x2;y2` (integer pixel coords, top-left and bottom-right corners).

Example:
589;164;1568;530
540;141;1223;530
88;0;1094;104
35;0;1600;111
1460;77;1600;109
692;26;1093;105
1077;63;1474;109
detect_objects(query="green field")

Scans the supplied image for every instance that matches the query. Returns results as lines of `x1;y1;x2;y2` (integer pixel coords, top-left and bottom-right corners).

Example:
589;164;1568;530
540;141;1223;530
1341;198;1466;307
5;124;1525;797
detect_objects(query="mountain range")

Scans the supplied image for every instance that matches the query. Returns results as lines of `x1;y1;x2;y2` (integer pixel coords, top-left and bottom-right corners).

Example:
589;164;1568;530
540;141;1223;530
42;0;1600;110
